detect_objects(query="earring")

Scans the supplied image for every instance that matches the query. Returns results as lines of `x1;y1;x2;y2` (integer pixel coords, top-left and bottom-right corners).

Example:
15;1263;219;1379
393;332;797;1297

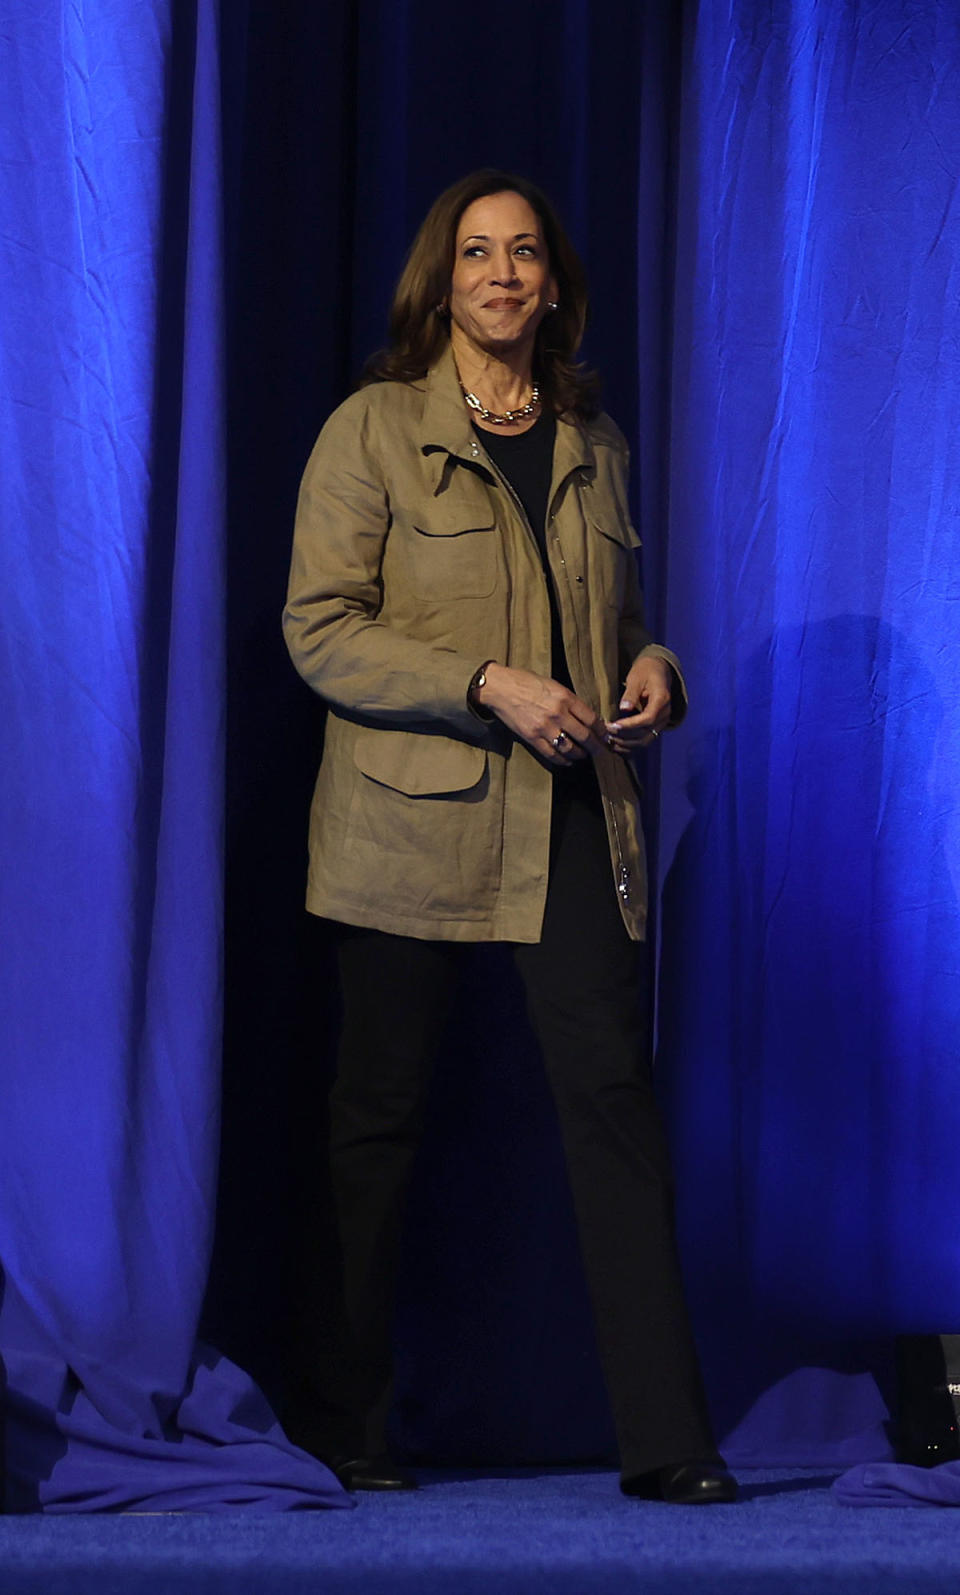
435;301;449;316
547;300;559;312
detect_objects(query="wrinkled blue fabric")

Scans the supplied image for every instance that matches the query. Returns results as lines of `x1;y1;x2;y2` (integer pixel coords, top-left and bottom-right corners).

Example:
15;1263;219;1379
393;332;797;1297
0;3;346;1511
660;0;960;1468
1;1276;340;1513
834;1461;960;1509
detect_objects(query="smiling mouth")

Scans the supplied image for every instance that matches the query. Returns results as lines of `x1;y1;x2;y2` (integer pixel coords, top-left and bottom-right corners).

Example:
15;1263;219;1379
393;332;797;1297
484;297;524;309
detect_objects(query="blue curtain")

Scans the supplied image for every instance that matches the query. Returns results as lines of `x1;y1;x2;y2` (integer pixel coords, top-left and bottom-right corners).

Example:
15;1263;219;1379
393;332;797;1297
4;0;960;1508
0;1;344;1511
659;0;960;1461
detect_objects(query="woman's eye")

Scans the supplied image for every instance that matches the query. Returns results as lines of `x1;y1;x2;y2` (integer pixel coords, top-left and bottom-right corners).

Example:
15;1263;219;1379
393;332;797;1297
461;243;538;259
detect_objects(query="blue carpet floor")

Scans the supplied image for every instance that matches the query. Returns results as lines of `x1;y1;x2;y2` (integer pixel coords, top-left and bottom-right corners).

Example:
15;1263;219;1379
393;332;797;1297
3;1468;960;1594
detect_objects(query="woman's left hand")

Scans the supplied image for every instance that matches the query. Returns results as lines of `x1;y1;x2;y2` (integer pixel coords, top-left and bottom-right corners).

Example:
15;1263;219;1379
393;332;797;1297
605;654;674;753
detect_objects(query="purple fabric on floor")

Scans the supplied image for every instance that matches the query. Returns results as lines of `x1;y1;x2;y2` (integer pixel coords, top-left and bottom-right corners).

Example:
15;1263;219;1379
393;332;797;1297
834;1461;960;1507
2;1278;349;1513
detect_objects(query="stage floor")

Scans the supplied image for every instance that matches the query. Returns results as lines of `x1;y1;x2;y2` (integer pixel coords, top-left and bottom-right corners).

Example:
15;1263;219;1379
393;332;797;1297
2;1468;960;1594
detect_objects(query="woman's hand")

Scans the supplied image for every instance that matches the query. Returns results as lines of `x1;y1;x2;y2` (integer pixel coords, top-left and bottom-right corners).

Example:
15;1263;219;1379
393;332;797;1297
474;663;608;766
605;654;675;753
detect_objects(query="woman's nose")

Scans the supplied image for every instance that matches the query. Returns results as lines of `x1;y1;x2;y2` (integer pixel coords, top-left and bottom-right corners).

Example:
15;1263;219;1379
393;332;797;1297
490;252;519;284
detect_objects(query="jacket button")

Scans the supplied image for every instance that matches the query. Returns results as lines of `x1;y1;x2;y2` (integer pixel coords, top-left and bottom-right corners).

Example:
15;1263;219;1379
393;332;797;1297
576;575;584;584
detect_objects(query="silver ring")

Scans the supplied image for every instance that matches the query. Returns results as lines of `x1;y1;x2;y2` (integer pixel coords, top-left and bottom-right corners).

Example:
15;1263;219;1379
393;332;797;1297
552;732;568;751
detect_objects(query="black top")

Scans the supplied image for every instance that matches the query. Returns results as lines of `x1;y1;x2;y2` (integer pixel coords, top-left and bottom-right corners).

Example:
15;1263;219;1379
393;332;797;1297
475;411;572;689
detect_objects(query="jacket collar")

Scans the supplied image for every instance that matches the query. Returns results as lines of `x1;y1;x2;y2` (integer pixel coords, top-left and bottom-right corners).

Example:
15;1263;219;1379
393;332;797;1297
419;343;477;468
419;342;596;495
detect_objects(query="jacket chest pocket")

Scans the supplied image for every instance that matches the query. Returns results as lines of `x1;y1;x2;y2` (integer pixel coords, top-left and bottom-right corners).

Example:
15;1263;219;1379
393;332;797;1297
406;495;499;601
586;514;642;611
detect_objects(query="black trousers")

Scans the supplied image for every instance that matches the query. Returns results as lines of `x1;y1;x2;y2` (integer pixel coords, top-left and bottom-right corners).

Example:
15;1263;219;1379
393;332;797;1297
302;770;719;1481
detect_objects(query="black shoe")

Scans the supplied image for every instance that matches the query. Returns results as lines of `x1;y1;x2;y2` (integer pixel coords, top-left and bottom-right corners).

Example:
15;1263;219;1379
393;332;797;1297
622;1459;738;1504
333;1454;418;1492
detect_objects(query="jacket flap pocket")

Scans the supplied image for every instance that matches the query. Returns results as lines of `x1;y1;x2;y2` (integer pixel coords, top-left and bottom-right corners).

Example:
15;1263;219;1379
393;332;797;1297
354;727;486;795
415;489;496;536
589;514;642;551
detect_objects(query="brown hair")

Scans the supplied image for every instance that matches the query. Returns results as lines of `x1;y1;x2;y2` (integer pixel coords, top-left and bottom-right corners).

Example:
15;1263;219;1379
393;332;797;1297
359;169;600;419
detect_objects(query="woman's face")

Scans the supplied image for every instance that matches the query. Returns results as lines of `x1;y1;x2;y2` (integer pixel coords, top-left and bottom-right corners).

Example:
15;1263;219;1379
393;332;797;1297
448;191;557;360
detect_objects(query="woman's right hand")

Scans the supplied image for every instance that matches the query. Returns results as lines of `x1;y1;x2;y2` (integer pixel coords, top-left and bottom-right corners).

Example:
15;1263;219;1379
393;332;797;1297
473;663;608;766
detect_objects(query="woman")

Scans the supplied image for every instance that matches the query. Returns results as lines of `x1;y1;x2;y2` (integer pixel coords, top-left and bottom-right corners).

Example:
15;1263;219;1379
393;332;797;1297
283;170;735;1504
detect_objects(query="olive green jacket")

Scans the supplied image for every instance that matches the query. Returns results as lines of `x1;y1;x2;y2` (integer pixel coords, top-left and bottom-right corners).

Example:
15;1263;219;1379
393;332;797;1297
283;345;686;942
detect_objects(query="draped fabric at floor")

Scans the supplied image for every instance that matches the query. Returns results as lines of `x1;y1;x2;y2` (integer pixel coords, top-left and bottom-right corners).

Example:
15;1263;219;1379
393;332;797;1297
3;0;960;1512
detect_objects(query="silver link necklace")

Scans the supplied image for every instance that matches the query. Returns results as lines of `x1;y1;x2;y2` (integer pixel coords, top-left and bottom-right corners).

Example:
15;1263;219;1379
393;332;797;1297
460;383;541;426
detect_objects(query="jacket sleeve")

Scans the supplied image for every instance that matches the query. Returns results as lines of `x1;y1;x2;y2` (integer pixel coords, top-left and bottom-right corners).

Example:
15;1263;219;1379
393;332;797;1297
611;440;689;727
283;396;482;734
619;557;689;728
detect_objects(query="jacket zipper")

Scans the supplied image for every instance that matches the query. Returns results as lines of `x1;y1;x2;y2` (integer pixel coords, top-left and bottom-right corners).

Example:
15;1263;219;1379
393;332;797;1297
467;440;631;909
615;845;631;901
600;753;631;903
